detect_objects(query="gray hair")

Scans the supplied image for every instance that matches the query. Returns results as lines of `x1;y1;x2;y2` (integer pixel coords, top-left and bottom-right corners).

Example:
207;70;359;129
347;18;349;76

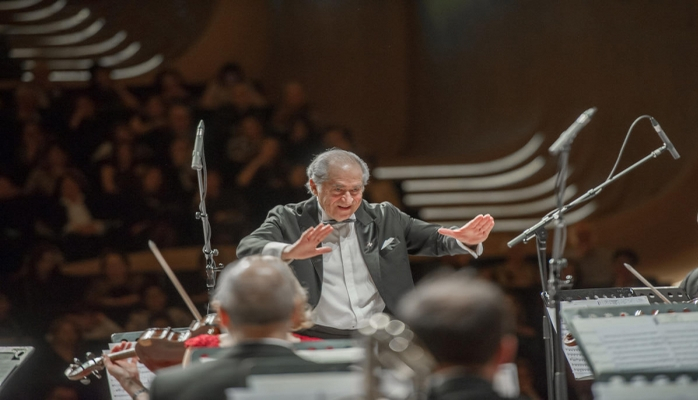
305;148;370;192
214;255;297;326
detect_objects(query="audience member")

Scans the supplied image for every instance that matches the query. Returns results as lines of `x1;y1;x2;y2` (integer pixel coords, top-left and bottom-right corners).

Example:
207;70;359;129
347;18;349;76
565;223;613;288
155;69;191;106
64;95;104;171
611;248;642;287
24;144;72;197
127;165;184;247
88;65;139;112
271;81;313;133
11;243;77;337
84;250;143;326
124;285;192;332
199;63;246;110
11;121;49;183
50;173;109;259
130;95;168;136
0;292;24;345
199;169;251;245
397;272;518;400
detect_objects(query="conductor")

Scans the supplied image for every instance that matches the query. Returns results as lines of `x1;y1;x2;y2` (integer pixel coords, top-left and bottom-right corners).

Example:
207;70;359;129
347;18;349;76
237;149;495;338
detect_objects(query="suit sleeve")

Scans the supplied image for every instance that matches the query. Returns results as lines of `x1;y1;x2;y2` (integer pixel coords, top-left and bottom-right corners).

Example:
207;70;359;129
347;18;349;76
384;203;480;257
236;205;295;258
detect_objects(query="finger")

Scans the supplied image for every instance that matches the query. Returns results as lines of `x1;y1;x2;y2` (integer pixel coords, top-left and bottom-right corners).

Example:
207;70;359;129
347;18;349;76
315;246;333;255
308;224;333;243
466;215;487;231
437;228;456;238
480;219;495;234
315;226;334;241
300;226;315;241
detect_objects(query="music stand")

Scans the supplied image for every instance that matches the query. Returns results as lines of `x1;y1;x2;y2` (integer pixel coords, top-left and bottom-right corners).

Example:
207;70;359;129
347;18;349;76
0;347;33;396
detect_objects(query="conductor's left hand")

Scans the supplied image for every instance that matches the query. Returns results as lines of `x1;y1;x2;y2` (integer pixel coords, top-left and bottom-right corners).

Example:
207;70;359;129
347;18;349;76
438;214;494;246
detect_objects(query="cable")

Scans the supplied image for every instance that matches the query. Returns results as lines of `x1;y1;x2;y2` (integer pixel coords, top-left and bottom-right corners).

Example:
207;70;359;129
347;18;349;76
606;115;652;181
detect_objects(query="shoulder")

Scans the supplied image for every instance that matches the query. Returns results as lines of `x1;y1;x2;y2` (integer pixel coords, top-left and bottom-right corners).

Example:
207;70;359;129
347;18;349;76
269;198;314;218
361;200;401;216
360;201;410;226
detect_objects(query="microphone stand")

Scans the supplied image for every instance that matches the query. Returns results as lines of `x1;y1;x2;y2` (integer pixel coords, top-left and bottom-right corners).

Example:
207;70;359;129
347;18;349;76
508;142;673;400
192;121;224;312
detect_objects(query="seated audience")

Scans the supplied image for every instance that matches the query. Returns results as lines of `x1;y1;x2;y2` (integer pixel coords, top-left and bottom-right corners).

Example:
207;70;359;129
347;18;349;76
397;272;518;400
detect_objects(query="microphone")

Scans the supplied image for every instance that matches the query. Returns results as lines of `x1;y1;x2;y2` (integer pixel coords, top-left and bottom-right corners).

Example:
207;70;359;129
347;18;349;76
191;120;205;170
650;117;680;159
549;107;597;155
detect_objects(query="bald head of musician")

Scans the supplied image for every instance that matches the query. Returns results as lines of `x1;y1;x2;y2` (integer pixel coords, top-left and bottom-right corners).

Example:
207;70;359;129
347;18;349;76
397;272;517;398
213;255;306;339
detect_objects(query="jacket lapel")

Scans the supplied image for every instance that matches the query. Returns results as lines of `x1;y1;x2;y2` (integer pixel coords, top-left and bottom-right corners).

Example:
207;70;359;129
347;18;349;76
298;198;323;282
355;201;382;293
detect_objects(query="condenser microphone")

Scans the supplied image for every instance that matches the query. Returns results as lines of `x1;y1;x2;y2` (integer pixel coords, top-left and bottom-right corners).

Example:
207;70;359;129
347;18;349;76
191;120;205;170
549;107;597;155
650;117;680;159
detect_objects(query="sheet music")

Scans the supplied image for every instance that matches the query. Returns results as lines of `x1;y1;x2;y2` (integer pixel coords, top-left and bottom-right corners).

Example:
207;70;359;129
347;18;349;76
0;347;32;387
105;342;157;400
567;307;698;376
0;354;17;386
547;296;651;380
593;378;698;400
226;371;363;400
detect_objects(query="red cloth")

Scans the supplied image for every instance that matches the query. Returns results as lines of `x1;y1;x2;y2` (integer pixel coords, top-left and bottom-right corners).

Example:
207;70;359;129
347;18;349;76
184;333;322;348
184;334;220;348
292;333;322;342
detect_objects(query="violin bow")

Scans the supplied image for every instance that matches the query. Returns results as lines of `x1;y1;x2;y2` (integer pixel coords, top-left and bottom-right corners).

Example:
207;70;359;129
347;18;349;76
148;240;203;321
623;263;671;304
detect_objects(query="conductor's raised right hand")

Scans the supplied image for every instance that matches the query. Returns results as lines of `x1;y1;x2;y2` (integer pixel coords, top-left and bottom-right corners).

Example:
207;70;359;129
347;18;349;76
282;223;334;261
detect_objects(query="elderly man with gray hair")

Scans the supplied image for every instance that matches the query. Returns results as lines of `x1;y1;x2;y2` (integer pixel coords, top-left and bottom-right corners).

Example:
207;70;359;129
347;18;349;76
238;148;495;339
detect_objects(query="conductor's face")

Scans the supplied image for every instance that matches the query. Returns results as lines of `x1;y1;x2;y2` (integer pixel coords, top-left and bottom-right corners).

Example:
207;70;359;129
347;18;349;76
310;162;364;222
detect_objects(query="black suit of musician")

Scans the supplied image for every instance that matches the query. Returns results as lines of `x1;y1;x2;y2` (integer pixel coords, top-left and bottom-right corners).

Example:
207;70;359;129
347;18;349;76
237;149;494;335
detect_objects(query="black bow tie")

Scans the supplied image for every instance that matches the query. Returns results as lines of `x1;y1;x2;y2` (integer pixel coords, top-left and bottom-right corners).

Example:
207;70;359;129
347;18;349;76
322;219;355;225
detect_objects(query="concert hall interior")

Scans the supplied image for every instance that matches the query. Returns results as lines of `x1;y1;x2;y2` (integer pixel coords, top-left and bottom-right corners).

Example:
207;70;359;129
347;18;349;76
1;1;698;400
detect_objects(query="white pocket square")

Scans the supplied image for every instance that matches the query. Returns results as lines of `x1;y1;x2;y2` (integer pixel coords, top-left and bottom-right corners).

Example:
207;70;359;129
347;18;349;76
381;238;396;250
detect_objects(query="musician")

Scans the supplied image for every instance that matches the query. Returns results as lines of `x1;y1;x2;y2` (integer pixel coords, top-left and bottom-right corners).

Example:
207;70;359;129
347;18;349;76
237;149;495;338
105;255;318;400
397;271;518;400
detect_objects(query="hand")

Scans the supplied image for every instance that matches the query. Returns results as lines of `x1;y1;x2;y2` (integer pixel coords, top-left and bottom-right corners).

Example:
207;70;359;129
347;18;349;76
282;223;334;261
104;343;143;392
438;214;494;246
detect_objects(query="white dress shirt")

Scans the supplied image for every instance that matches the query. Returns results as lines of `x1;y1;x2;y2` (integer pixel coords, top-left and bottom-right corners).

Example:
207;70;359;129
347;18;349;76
310;207;385;329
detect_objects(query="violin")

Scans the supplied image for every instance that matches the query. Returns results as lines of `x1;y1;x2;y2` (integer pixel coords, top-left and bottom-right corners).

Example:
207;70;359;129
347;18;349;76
66;241;223;383
65;313;220;383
